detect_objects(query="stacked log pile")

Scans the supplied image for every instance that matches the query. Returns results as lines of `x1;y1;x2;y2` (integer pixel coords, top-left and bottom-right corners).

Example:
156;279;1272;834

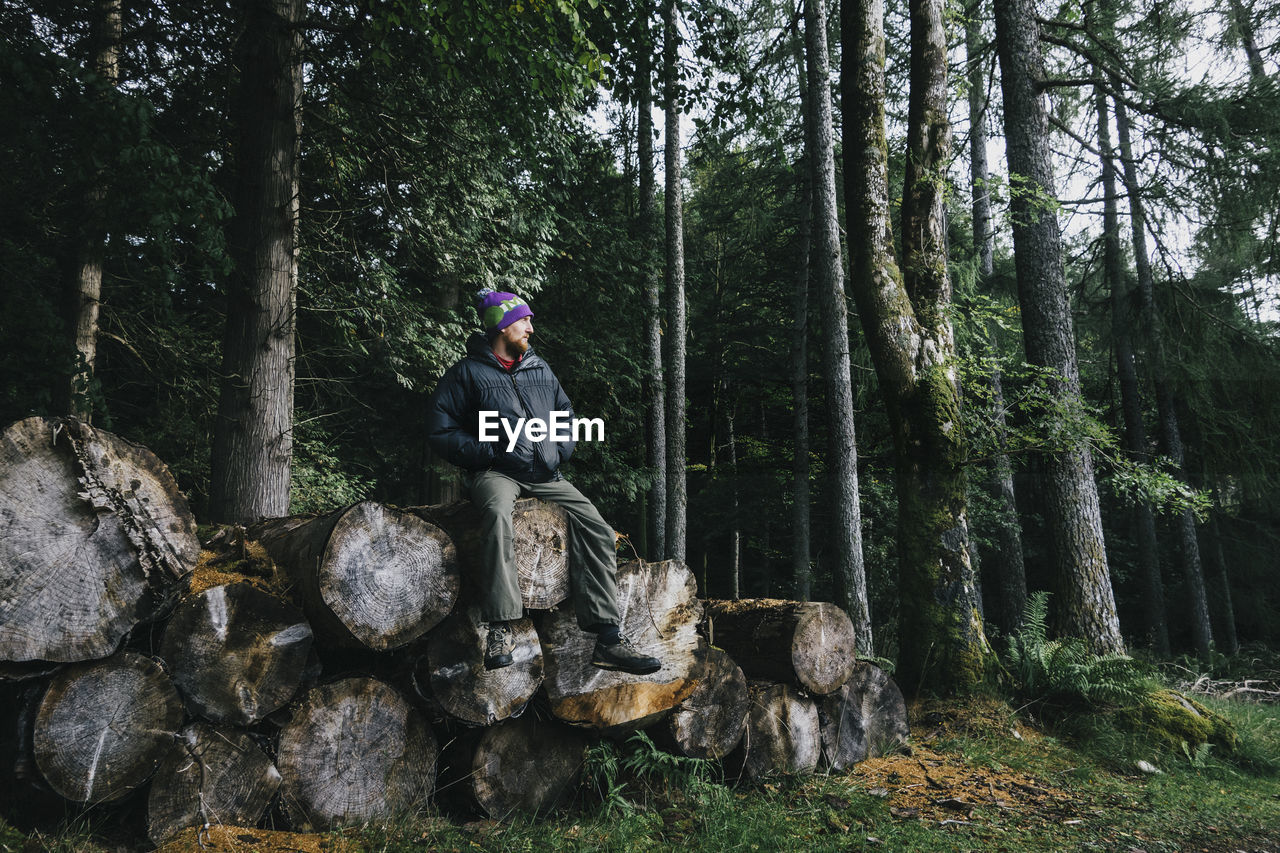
0;417;908;844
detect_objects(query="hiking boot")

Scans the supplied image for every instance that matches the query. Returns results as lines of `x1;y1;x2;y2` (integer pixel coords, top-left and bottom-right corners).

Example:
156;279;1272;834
484;622;516;670
591;635;661;675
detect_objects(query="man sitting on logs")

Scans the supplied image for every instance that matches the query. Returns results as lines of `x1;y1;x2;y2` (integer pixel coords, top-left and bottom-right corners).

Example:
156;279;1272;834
427;288;662;675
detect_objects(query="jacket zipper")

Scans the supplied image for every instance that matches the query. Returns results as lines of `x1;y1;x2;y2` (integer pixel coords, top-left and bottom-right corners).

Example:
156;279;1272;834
508;364;532;419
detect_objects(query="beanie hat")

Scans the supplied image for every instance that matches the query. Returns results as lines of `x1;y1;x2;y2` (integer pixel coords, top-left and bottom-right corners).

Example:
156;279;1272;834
476;289;534;337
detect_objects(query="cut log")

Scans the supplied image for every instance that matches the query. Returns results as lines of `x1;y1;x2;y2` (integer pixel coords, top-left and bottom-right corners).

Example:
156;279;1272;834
818;661;910;770
248;501;458;651
664;645;749;760
452;715;590;819
412;498;570;610
0;417;198;662
277;677;437;830
33;650;184;802
703;599;857;694
537;559;701;731
160;583;313;724
418;605;542;726
146;722;282;845
738;683;820;781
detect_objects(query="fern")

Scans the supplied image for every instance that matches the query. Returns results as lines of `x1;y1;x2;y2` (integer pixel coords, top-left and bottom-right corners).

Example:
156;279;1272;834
583;732;718;813
1005;592;1149;709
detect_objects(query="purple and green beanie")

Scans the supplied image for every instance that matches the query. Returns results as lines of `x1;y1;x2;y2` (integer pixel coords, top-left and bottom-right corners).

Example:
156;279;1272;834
476;289;533;337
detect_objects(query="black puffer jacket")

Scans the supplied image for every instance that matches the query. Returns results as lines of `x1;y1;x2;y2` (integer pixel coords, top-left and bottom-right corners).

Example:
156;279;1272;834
426;333;575;483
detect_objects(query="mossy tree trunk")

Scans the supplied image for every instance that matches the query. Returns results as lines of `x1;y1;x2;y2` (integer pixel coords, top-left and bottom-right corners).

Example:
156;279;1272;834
842;0;991;692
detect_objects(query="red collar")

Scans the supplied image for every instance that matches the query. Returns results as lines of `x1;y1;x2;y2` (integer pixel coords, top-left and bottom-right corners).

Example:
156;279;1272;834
494;352;521;371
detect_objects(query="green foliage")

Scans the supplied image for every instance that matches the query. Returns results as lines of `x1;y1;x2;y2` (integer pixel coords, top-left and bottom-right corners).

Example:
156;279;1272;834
289;424;374;515
583;731;720;815
958;349;1211;519
1004;592;1152;709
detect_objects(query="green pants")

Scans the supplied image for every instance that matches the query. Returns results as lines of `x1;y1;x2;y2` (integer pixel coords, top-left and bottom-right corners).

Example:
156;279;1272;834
468;471;621;630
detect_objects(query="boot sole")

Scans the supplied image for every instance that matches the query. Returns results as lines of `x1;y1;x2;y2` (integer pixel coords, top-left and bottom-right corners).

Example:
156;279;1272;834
590;657;661;675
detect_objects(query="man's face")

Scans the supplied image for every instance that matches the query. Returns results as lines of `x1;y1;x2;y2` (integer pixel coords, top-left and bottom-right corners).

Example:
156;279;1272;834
498;316;534;354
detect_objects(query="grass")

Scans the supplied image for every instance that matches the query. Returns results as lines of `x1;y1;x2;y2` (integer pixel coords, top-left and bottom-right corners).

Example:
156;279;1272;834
360;694;1279;853
5;694;1279;853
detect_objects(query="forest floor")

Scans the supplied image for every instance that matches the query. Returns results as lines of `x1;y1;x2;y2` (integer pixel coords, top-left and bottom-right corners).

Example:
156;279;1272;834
4;692;1278;853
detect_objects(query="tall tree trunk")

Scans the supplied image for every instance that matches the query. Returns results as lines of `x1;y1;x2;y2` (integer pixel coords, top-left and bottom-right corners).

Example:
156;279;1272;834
60;0;122;421
806;0;871;652
1206;499;1240;654
1228;0;1267;80
637;4;667;561
663;0;688;562
967;0;1026;634
791;27;813;601
209;0;302;523
727;393;741;599
843;0;990;692
994;0;1124;654
1096;87;1169;655
1112;93;1213;660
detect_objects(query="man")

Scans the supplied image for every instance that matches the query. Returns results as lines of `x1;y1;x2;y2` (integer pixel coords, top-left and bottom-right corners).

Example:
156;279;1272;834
426;288;661;675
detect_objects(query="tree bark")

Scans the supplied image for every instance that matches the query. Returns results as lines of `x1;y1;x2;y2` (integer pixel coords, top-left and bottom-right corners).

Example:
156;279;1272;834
806;0;870;649
0;417;198;663
968;0;1028;634
1096;86;1169;655
277;677;437;831
146;722;282;846
817;661;910;770
419;606;542;726
412;498;568;610
637;3;667;561
789;9;814;604
843;0;991;690
703;599;857;694
60;0;121;421
736;683;820;780
1112;93;1213;660
159;582;313;724
208;0;302;523
1206;504;1240;655
994;0;1124;653
537;559;701;731
726;396;741;599
967;0;994;281
33;651;184;803
1228;0;1267;80
663;0;688;563
250;501;459;650
664;645;748;760
452;715;590;819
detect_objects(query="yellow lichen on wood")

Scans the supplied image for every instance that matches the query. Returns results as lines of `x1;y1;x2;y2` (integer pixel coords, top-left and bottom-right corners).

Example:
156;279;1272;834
187;540;290;598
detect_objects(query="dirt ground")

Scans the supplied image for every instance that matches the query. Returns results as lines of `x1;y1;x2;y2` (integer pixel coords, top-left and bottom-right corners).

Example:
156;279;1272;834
840;696;1094;827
